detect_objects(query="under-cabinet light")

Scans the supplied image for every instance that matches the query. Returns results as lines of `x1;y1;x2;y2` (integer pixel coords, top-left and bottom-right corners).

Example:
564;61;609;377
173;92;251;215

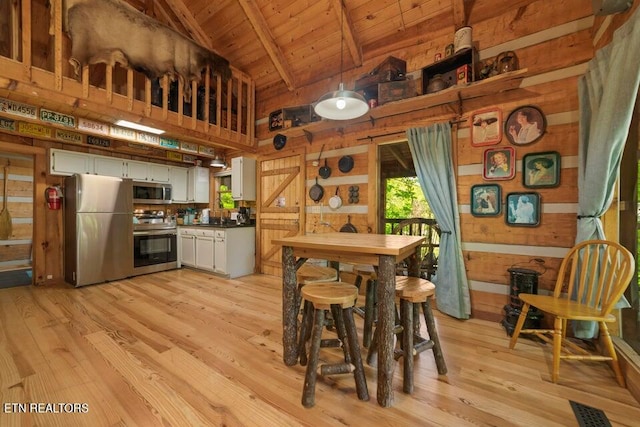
114;120;165;135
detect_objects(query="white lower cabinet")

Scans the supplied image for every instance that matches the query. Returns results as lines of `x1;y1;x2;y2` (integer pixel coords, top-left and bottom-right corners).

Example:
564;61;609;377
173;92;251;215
178;226;255;278
195;230;215;271
214;230;227;274
179;231;196;267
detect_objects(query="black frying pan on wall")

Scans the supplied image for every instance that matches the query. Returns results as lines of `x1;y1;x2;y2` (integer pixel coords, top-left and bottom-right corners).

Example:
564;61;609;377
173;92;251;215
309;177;324;203
319;159;331;179
338;155;354;173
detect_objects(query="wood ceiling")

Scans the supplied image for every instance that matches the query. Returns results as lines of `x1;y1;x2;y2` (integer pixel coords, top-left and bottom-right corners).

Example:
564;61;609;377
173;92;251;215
126;0;480;95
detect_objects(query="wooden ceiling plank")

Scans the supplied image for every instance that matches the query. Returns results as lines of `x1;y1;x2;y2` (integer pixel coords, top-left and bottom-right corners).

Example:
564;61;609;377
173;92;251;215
162;0;214;49
451;0;467;29
236;0;296;91
330;0;363;67
151;0;181;32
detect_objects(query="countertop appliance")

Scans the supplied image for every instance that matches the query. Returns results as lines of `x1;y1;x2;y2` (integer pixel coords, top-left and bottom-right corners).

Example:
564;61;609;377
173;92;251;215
237;207;250;225
64;174;133;287
133;210;178;275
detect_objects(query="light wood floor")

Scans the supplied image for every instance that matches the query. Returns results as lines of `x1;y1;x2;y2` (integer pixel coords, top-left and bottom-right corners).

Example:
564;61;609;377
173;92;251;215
1;269;639;426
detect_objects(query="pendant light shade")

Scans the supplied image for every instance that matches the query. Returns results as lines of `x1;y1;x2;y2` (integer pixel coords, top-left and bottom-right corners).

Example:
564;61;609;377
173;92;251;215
314;83;369;120
313;5;369;121
209;155;226;168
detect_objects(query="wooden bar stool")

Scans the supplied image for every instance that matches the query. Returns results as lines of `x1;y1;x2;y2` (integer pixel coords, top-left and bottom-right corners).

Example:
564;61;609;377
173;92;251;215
354;265;378;348
395;276;447;393
367;276;447;394
295;264;338;316
298;282;369;408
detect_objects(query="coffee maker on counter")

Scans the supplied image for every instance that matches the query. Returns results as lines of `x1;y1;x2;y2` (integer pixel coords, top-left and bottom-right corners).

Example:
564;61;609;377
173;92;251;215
237;207;250;225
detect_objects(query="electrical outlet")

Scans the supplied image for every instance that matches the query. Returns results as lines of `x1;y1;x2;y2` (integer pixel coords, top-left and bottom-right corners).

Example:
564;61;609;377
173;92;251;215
46;274;53;279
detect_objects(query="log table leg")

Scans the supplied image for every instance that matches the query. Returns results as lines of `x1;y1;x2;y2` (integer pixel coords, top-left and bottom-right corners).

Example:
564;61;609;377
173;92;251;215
376;254;396;407
282;245;298;366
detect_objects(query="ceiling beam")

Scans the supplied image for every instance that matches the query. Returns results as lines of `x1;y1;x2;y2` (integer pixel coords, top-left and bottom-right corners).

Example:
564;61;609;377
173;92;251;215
237;0;296;91
161;0;214;50
330;0;362;67
451;0;468;29
151;0;181;32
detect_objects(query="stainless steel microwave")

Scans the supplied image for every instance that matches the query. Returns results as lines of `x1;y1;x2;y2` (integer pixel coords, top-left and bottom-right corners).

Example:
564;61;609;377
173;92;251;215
133;182;172;204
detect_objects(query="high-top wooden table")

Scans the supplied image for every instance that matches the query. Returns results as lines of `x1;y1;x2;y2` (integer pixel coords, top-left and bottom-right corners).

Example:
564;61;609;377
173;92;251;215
272;232;425;407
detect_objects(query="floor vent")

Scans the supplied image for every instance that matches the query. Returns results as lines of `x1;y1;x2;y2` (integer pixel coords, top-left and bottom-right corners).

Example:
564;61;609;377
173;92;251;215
570;400;612;427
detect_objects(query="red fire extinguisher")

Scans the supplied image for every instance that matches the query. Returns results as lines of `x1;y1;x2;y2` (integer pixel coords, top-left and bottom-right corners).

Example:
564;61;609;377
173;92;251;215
45;186;62;210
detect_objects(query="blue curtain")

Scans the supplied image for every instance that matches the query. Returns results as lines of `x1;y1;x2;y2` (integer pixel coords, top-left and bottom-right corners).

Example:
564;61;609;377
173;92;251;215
574;6;640;338
407;123;471;319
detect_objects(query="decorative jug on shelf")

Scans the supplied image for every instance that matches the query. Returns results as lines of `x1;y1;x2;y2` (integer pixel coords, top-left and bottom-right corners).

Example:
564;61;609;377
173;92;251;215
496;51;518;74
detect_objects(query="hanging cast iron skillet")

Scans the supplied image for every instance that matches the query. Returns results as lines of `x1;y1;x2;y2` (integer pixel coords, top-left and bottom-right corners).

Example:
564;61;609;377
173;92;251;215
340;215;357;233
309;177;324;203
273;133;287;150
338;155;354;173
319;158;331;179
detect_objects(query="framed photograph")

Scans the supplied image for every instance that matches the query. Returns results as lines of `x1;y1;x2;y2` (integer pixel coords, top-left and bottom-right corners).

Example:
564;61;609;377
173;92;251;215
470;107;502;146
506;192;540;226
523;151;561;188
483;147;515;181
505;105;546;146
471;184;502;216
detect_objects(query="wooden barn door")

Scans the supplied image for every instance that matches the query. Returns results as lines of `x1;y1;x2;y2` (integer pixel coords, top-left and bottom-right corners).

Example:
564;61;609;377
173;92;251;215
257;150;305;277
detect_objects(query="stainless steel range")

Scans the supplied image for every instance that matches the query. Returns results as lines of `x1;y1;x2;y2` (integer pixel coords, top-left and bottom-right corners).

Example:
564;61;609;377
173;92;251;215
133;210;178;275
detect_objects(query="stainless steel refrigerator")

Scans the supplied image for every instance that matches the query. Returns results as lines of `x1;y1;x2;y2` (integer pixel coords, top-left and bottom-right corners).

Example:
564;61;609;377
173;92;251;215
64;174;133;287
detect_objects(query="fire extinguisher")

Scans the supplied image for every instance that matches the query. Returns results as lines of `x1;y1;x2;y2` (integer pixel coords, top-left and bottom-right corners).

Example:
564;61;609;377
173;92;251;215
45;186;63;210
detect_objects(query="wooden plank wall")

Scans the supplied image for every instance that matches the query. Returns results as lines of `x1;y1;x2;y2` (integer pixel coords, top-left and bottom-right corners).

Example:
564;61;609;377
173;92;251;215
254;0;638;322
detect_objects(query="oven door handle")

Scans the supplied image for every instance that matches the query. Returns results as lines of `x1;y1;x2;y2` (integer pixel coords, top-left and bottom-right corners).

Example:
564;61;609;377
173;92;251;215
134;230;178;236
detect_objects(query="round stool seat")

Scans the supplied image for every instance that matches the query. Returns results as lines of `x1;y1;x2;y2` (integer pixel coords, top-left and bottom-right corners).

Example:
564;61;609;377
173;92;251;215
297;265;338;284
302;282;358;309
395;276;435;303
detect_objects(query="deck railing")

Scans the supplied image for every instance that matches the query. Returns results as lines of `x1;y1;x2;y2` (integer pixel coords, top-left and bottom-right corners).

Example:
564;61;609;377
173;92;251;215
0;0;255;149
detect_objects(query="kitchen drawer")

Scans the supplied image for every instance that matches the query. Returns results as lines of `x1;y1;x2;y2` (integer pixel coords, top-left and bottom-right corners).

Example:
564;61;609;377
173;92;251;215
215;230;225;239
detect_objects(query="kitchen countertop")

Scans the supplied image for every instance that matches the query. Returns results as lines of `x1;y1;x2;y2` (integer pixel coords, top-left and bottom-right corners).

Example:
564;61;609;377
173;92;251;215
179;223;255;229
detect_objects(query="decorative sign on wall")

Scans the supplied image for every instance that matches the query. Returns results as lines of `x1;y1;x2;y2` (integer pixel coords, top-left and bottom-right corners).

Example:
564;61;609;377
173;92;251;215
167;151;183;161
180;142;198;153
110;126;137;141
198;145;215;156
87;135;111;147
18;122;51;138
40;108;76;128
78;118;110;135
0;98;37;119
183;154;197;164
0;118;16;131
55;129;83;144
136;132;160;145
160;137;180;149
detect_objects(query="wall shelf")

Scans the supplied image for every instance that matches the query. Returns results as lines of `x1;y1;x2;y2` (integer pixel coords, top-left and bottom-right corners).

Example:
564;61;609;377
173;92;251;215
270;68;530;142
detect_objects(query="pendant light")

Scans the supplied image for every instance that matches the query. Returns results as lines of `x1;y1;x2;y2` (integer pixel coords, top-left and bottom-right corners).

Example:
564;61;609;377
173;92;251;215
209;154;226;168
314;4;368;121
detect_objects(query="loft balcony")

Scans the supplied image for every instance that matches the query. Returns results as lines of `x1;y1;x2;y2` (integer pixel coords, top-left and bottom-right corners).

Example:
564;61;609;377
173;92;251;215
0;0;256;152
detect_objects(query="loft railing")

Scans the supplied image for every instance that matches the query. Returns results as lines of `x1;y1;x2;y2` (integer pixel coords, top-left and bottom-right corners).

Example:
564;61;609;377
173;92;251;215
0;0;255;149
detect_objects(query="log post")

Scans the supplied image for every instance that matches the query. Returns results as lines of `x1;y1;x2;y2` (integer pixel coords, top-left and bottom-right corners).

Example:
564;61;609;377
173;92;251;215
282;245;298;366
376;254;396;407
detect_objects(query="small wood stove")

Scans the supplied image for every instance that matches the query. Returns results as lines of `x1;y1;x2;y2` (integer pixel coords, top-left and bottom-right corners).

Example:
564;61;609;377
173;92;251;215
502;267;544;336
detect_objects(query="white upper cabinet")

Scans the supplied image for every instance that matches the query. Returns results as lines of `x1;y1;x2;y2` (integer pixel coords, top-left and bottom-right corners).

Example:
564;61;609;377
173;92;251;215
170;166;189;203
188;166;210;203
148;164;170;182
125;160;149;181
94;156;125;177
231;157;256;201
49;149;94;176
